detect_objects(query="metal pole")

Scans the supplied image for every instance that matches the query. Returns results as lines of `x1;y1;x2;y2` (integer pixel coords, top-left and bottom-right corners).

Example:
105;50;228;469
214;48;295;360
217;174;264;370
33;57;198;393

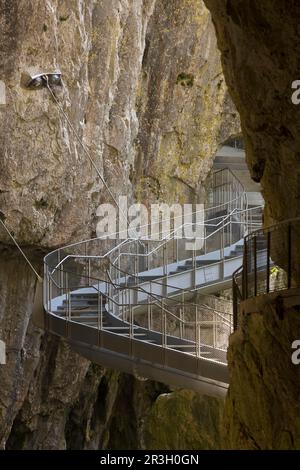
244;239;248;299
195;307;197;357
254;235;257;296
163;244;167;276
198;306;201;358
161;302;164;346
164;309;167;349
147;297;151;330
130;306;133;340
179;308;183;339
266;231;271;293
48;273;52;313
118;248;121;284
88;258;91;285
196;305;200;358
213;311;216;349
233;279;238;331
192;248;196;288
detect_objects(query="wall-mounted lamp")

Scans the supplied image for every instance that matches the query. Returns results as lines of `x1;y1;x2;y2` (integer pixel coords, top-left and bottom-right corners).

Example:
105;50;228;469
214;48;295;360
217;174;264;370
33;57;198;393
21;71;62;90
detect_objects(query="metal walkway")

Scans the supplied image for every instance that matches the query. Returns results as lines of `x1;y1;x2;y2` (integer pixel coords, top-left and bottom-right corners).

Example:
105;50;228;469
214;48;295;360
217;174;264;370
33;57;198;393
43;169;263;397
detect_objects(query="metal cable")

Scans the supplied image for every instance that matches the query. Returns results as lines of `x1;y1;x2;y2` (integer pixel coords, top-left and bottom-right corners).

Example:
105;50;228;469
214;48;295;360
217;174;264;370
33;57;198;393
0;219;42;282
44;78;132;237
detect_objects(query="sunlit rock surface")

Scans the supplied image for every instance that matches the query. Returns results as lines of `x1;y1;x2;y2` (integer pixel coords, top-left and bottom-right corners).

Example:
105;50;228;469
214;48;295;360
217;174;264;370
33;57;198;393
0;0;238;449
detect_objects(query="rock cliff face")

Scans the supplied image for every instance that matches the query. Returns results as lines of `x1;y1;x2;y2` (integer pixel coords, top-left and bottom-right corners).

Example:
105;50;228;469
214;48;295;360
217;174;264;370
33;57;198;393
0;0;238;449
204;0;300;226
203;0;300;449
223;298;300;449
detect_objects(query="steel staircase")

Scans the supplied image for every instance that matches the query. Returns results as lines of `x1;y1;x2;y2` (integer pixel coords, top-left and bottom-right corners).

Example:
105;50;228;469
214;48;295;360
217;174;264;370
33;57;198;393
43;169;264;398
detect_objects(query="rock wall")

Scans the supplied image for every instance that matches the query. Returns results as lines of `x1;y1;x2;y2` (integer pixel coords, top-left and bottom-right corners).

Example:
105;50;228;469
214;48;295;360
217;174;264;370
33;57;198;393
204;0;300;226
223;297;300;449
0;0;238;449
144;390;224;450
203;0;300;449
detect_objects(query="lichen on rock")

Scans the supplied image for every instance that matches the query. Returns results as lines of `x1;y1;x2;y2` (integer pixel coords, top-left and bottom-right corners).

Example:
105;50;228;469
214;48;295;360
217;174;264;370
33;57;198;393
0;0;239;450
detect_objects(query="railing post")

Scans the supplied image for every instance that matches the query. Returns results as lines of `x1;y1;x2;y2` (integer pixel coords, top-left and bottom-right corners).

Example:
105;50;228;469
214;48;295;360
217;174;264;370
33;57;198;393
198;307;201;358
220;222;225;280
195;306;200;357
130;305;134;340
179;308;183;339
145;242;149;271
134;251;138;279
147;297;151;330
48;272;52;313
118;248;121;284
288;222;292;289
161;301;166;348
181;291;185;317
173;237;176;262
58;250;64;295
243;239;248;299
266;231;271;293
134;285;138;305
164;310;167;349
163;244;167;276
233;278;238;331
85;242;88;280
192;247;196;288
67;285;71;338
87;258;91;285
213;311;216;349
254;235;257;296
97;283;103;330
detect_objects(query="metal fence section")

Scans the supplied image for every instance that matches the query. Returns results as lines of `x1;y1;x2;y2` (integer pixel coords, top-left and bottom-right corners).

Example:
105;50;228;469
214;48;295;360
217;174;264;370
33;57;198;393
233;218;300;329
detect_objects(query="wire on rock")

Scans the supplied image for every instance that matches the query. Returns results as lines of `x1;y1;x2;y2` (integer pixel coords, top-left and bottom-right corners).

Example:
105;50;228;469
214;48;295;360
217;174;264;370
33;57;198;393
44;78;137;240
0;219;42;282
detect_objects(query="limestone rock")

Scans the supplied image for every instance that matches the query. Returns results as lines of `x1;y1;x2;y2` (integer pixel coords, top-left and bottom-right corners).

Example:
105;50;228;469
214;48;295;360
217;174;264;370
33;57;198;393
0;0;238;449
144;390;224;450
203;0;300;449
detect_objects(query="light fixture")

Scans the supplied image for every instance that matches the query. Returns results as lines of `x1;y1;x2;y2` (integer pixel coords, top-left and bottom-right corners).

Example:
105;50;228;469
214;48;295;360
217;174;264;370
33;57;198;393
22;71;62;90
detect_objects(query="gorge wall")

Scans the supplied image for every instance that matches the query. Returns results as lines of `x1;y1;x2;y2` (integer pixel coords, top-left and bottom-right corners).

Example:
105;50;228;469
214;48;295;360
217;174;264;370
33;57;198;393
204;0;300;449
0;0;239;449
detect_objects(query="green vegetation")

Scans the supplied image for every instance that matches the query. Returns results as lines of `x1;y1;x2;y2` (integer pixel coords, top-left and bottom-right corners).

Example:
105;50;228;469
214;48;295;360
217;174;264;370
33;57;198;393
176;73;194;88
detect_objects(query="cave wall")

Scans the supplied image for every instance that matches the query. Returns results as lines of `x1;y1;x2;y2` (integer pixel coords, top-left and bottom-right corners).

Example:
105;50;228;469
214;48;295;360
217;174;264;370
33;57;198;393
203;0;300;449
0;0;238;449
223;298;300;449
204;0;300;226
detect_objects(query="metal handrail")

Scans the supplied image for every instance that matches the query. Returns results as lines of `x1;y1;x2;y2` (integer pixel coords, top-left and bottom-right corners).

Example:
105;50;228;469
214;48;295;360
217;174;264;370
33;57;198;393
48;205;246;274
232;216;300;329
46;262;227;339
45;168;248;270
44;168;259;370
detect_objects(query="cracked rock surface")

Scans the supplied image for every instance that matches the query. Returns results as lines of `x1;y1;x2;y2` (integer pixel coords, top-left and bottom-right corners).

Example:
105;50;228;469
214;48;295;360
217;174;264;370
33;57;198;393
0;0;238;449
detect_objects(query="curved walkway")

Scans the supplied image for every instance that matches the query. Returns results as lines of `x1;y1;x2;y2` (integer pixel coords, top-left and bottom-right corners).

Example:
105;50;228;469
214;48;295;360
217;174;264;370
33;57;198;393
44;170;263;397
